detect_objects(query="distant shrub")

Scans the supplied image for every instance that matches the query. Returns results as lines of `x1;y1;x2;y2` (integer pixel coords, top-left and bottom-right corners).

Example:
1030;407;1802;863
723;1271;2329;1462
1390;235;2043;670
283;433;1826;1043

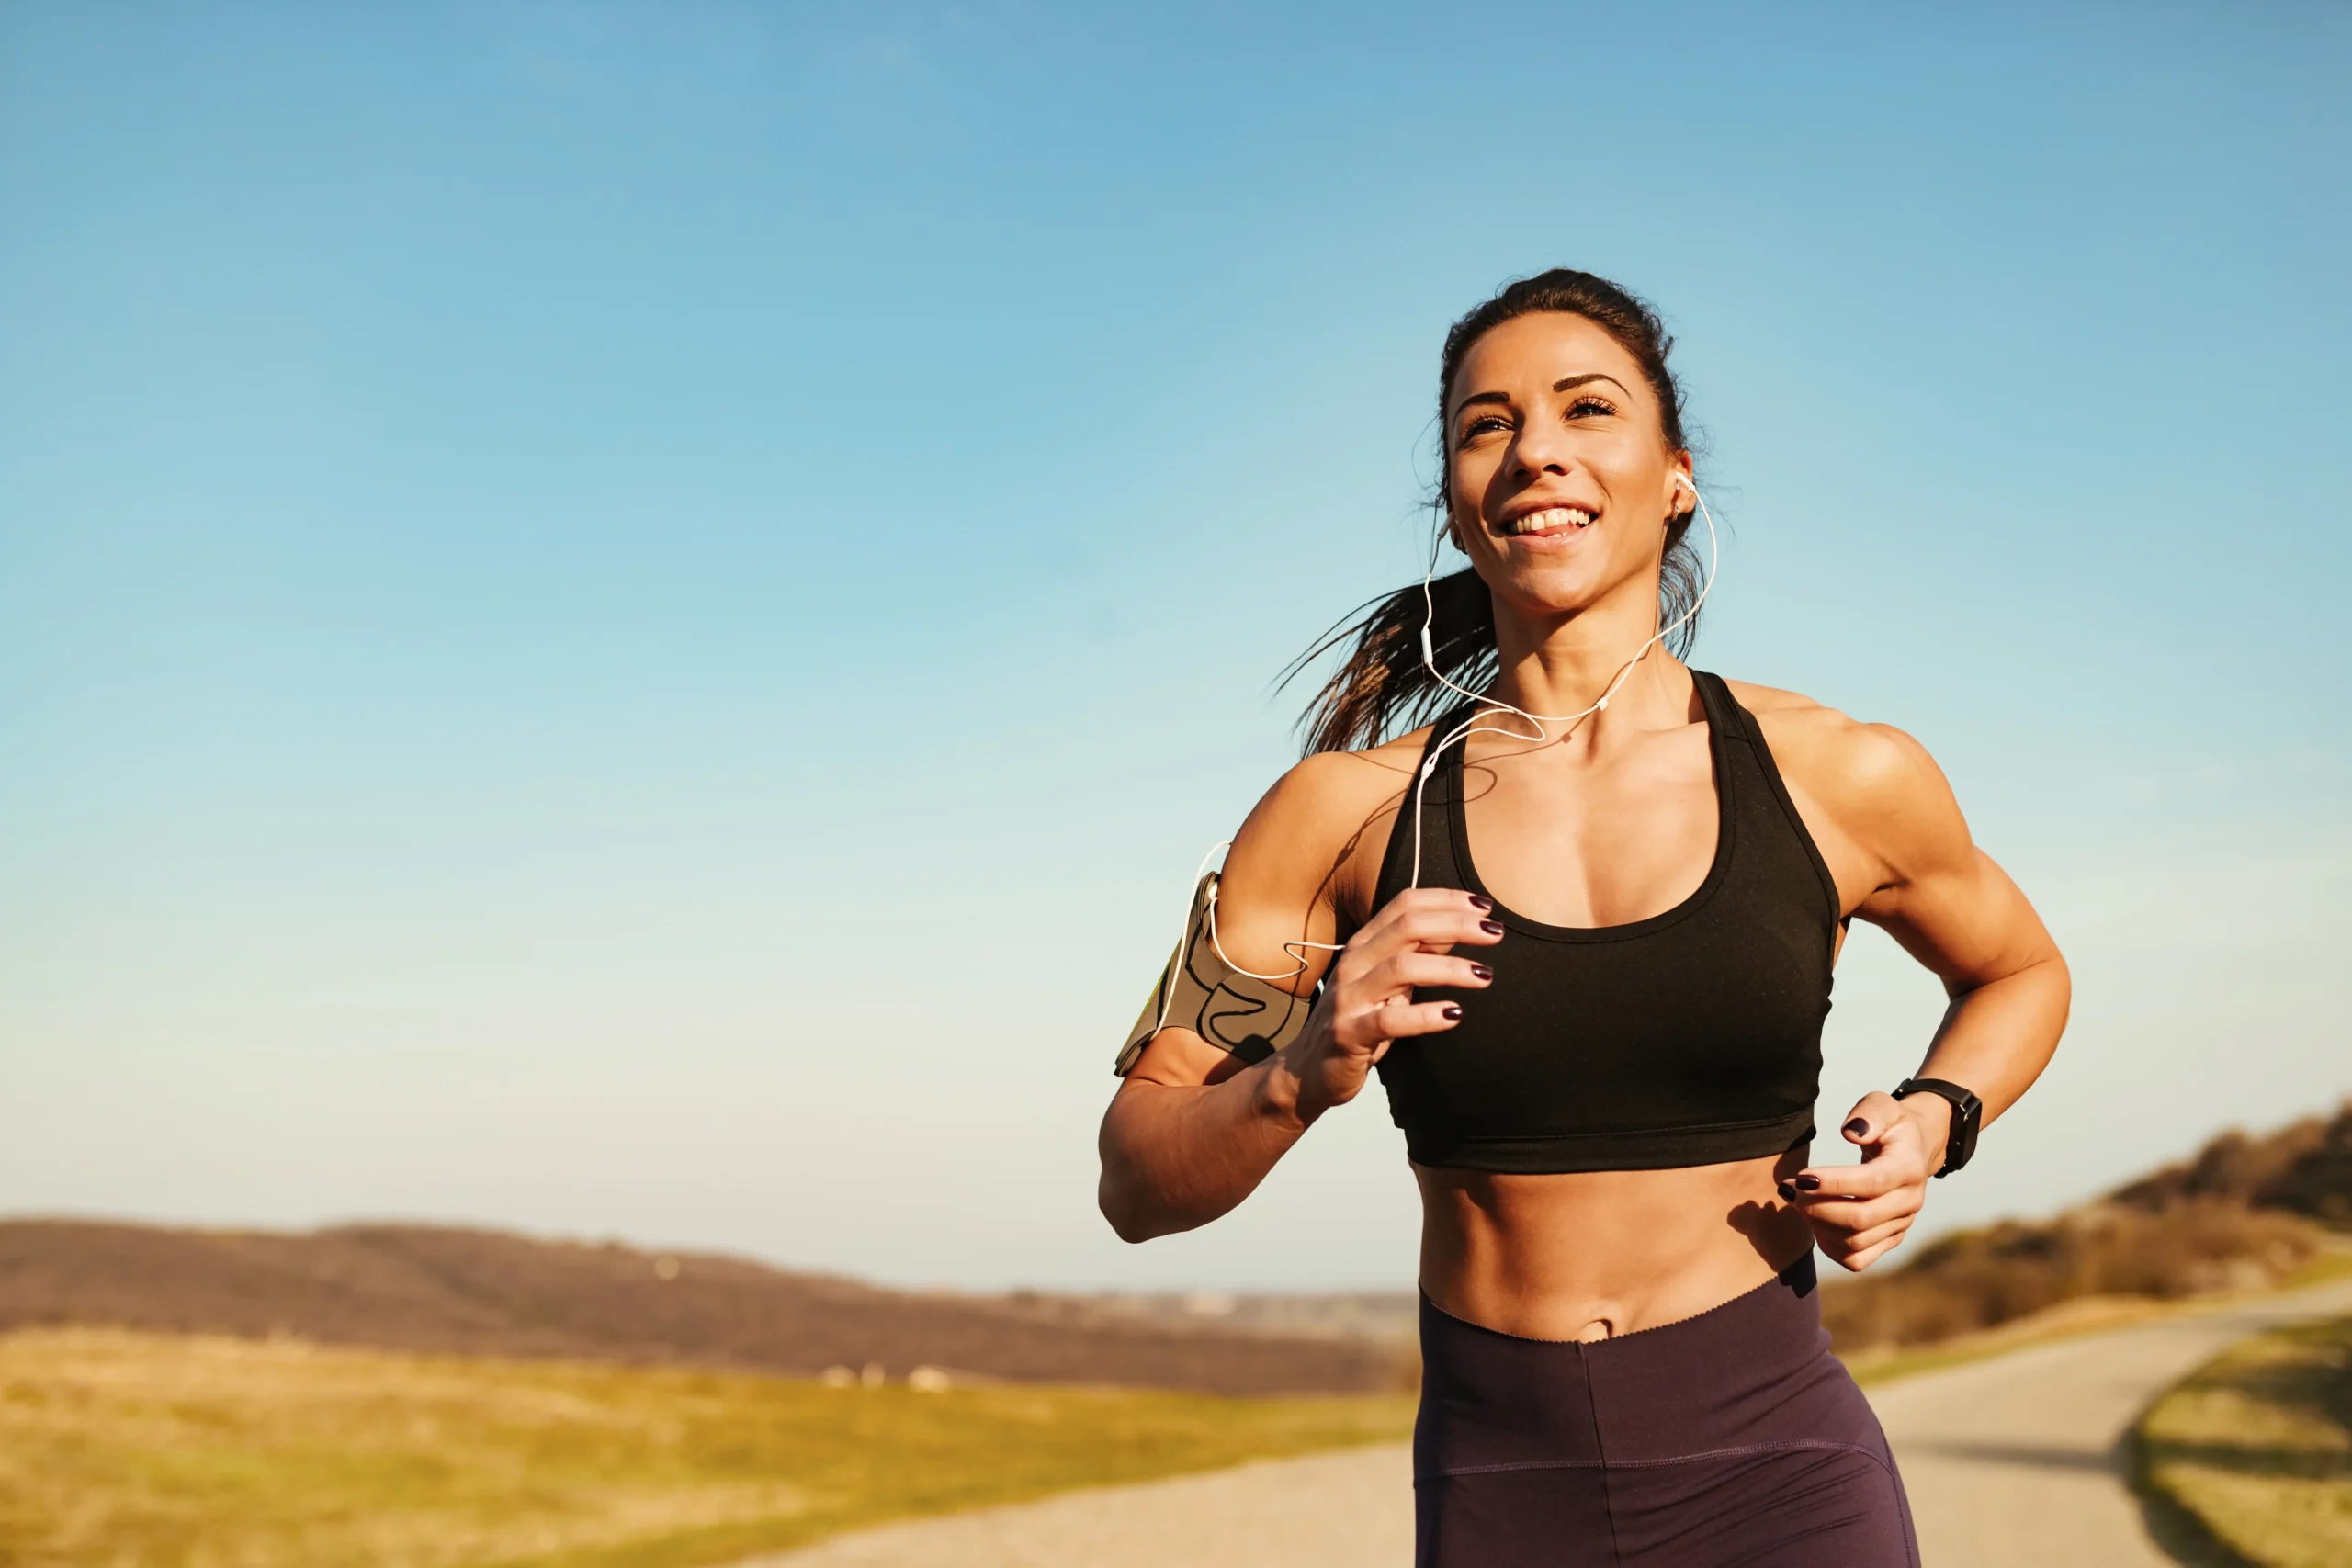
1822;1200;2325;1353
1822;1100;2352;1356
2112;1102;2352;1228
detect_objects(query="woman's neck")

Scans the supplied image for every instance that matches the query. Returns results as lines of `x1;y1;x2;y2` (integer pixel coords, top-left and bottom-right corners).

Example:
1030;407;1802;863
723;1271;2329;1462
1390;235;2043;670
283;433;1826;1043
1485;580;1684;730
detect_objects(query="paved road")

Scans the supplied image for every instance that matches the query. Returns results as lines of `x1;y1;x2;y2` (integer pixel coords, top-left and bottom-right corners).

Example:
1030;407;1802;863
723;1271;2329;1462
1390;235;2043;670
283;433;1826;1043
1870;1274;2352;1566
748;1278;2352;1568
747;1443;1415;1568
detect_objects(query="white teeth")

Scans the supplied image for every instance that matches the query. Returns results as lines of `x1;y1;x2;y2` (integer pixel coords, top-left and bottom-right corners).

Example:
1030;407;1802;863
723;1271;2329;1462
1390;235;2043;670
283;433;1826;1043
1503;507;1593;535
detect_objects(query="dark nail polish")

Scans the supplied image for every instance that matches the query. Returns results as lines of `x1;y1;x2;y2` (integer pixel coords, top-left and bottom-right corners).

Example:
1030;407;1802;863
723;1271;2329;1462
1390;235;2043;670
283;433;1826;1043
1845;1118;1871;1136
1776;1183;1795;1201
1467;895;1493;911
1479;919;1504;935
1792;1174;1822;1190
1470;964;1494;981
1441;1004;1463;1021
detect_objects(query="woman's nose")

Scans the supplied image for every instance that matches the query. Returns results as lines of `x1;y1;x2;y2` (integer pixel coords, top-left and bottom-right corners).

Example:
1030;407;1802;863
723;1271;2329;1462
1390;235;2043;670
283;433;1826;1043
1509;421;1576;479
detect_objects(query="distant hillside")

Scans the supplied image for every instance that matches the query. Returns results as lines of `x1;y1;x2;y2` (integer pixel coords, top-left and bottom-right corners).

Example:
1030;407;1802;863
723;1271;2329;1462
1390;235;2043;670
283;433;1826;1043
14;1105;2349;1382
0;1221;1411;1395
2109;1101;2352;1224
1823;1101;2352;1353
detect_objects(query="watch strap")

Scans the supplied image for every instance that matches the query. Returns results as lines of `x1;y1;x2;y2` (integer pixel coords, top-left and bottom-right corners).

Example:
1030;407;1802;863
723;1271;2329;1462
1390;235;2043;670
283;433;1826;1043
1893;1077;1982;1177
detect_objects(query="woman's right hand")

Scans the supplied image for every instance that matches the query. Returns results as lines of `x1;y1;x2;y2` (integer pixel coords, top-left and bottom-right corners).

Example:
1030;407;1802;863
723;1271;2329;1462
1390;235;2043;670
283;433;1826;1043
1291;887;1502;1122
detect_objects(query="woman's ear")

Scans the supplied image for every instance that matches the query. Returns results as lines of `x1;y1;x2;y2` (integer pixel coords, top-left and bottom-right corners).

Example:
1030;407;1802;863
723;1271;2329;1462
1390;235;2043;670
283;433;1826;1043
1664;457;1695;524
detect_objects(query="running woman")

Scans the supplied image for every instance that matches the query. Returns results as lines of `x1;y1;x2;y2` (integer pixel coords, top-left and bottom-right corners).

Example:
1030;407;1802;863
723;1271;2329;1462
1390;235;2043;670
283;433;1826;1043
1097;270;2069;1567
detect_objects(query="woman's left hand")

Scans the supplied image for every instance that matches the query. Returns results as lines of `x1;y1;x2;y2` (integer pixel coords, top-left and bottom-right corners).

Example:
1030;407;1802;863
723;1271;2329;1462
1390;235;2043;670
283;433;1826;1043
1781;1089;1954;1271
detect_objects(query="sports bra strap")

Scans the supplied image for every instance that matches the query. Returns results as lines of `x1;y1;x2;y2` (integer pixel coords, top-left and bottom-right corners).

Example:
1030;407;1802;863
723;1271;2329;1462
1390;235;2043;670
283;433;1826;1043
1692;670;1843;924
1690;669;1750;747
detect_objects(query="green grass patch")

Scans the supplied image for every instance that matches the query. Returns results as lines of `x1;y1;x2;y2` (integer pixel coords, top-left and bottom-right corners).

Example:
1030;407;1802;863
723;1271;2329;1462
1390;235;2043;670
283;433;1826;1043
0;1327;1413;1568
2132;1313;2352;1568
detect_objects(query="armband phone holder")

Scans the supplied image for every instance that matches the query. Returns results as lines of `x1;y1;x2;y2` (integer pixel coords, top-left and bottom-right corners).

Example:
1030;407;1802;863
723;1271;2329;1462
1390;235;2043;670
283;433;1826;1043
1114;870;1316;1077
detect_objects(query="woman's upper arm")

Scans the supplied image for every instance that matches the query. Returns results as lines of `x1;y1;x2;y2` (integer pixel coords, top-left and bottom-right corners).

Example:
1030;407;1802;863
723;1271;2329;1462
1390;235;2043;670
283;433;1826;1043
1122;750;1401;1089
1767;704;2063;991
1851;731;2056;990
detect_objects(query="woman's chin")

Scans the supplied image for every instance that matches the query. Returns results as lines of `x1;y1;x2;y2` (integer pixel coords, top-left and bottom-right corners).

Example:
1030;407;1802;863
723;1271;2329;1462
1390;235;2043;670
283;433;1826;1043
1486;565;1624;620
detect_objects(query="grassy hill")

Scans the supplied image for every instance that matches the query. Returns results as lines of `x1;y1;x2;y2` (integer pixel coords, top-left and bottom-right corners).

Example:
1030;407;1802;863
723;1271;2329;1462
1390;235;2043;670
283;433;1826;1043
1822;1102;2352;1355
13;1100;2350;1385
0;1220;1412;1396
2111;1104;2352;1224
2132;1310;2352;1568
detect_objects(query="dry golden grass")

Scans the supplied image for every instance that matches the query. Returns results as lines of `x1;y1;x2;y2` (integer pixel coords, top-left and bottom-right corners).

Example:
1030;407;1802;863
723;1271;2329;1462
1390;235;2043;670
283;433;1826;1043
0;1327;1413;1568
2135;1313;2352;1568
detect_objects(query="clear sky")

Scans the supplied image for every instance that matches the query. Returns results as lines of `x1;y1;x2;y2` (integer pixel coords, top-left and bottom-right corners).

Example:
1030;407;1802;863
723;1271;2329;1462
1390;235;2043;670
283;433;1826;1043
4;2;2346;1291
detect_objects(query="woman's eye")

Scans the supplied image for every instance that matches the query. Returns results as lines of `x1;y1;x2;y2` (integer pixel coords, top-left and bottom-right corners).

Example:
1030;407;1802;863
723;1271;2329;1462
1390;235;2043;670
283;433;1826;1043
1566;397;1617;419
1463;414;1510;438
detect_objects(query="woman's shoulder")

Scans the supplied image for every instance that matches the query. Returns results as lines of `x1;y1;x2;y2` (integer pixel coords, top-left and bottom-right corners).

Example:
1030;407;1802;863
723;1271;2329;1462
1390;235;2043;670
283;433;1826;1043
1222;725;1435;914
1239;727;1430;845
1719;675;1965;855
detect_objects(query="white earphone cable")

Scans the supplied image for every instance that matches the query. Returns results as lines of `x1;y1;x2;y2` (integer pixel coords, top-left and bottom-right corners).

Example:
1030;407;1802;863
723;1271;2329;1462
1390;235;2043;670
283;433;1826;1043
1154;478;1723;1037
1151;840;1343;1038
1406;478;1721;887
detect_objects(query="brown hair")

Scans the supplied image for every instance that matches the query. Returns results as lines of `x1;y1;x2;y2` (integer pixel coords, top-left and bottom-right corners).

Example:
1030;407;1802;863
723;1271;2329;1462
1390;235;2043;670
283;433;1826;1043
1286;270;1702;755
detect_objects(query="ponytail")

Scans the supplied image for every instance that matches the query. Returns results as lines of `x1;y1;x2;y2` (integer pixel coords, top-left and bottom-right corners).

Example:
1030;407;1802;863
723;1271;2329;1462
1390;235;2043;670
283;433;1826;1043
1284;568;1494;756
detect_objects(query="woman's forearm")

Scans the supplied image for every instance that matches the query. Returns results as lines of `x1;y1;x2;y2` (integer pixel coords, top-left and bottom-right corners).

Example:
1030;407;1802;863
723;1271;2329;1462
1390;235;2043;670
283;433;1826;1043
1914;952;2071;1127
1095;887;1496;1242
1096;1055;1317;1242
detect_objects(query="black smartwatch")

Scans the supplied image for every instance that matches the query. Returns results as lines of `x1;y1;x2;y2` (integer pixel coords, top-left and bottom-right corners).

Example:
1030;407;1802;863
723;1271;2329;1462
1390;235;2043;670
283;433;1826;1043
1893;1077;1982;1178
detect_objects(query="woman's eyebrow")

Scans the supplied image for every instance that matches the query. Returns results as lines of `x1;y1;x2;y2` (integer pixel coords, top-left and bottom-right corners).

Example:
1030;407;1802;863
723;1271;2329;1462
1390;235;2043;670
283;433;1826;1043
1451;373;1632;422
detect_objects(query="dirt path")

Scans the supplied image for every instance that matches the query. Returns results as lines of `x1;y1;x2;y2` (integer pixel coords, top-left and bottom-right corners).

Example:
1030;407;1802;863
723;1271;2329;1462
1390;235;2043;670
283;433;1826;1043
746;1277;2352;1568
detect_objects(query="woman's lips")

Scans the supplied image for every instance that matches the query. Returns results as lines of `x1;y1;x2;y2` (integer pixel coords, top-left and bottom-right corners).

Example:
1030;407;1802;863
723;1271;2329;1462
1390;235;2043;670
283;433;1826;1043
1497;505;1596;538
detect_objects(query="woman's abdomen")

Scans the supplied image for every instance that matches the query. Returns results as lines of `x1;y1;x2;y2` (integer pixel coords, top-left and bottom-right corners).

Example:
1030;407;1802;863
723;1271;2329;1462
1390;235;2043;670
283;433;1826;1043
1415;1154;1815;1340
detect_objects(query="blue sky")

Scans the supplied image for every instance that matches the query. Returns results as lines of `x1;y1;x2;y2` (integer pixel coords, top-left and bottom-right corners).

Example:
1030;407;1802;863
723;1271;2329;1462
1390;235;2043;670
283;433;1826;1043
4;1;2346;1290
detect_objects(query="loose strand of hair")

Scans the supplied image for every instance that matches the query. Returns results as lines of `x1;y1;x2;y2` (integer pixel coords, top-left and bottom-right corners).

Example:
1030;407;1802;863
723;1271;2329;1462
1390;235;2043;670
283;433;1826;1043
1284;566;1495;755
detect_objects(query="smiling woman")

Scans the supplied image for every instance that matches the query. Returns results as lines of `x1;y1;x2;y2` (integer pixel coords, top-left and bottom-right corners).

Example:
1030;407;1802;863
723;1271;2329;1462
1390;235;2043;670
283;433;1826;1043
1096;269;2073;1567
1292;274;1711;759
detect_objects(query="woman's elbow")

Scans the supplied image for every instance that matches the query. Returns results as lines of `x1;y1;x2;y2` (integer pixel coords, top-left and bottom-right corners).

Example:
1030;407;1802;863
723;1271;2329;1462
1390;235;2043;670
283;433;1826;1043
1101;1167;1199;1243
1097;1089;1177;1242
1095;1115;1164;1243
2022;940;2072;1023
1097;1170;1155;1244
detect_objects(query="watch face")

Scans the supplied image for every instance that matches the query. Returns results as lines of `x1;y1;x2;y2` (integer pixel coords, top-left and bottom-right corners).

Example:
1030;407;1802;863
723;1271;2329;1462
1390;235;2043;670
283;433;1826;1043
1950;1101;1979;1171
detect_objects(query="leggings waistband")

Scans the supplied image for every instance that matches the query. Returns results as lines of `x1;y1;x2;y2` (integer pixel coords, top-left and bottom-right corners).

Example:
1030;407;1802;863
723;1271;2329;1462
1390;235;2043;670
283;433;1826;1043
1416;1257;1844;1470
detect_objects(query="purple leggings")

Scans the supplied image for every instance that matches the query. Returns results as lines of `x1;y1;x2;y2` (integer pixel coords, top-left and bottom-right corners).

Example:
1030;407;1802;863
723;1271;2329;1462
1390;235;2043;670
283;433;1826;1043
1414;1258;1917;1567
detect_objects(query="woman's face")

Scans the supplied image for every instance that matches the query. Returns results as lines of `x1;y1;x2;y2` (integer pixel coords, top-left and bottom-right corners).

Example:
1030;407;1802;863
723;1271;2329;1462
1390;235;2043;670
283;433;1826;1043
1443;311;1689;624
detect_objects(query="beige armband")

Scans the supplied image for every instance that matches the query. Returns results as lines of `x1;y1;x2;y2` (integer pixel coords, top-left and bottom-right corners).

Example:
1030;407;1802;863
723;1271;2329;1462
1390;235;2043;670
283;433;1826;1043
1113;871;1316;1077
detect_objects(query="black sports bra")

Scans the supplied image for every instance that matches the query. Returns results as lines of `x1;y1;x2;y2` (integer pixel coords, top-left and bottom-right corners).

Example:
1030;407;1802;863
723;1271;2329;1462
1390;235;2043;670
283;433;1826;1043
1370;671;1841;1174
